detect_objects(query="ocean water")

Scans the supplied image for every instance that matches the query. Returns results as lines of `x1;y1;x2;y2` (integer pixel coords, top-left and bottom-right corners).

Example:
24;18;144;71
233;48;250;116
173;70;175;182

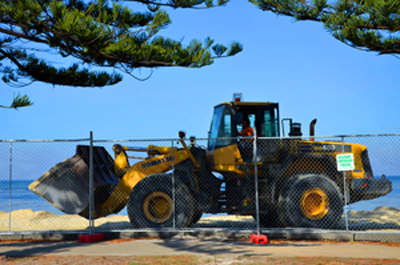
1;176;399;215
0;180;65;215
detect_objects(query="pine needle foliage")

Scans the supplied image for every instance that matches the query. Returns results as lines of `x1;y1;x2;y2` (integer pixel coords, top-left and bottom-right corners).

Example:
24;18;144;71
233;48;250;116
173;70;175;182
0;93;33;109
249;0;400;55
0;0;242;108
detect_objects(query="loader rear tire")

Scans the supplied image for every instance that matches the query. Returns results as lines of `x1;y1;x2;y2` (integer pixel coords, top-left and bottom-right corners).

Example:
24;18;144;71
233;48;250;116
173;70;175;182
278;172;343;229
127;174;195;228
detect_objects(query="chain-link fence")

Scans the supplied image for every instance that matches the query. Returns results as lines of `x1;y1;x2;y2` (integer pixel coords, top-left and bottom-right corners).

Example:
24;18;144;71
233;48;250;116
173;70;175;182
1;134;399;236
0;139;92;232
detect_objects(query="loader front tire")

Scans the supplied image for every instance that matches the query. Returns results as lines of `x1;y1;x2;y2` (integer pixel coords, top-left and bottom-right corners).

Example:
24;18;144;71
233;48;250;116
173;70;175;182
127;174;195;228
189;210;203;227
278;172;343;229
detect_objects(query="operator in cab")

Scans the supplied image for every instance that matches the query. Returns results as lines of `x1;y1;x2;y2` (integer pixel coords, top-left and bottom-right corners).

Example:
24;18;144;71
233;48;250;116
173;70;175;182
238;116;254;161
239;117;254;137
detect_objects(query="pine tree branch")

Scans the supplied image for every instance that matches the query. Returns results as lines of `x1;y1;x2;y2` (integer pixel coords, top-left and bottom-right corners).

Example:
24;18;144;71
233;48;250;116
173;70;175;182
0;48;27;72
250;0;400;55
0;28;48;44
0;0;241;89
131;0;228;9
0;93;33;109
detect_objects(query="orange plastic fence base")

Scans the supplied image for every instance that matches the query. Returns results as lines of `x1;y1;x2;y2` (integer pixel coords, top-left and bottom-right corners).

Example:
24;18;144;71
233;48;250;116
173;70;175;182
78;233;105;243
250;234;269;244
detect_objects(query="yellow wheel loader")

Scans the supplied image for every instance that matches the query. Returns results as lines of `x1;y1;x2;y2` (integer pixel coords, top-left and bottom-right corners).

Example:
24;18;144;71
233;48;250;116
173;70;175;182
29;96;392;229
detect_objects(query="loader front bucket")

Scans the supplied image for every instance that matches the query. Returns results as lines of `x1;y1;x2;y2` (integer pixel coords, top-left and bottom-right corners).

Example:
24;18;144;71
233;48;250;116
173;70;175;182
29;145;119;219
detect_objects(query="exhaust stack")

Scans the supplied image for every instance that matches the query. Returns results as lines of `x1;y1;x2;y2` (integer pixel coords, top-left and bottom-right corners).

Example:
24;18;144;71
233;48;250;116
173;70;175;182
310;119;317;141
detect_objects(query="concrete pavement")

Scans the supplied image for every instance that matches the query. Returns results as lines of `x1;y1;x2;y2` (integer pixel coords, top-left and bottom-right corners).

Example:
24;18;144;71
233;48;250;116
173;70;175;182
1;238;400;259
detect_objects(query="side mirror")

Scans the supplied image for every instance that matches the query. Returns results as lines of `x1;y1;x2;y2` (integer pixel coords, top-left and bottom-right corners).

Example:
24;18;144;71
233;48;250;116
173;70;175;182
179;131;186;139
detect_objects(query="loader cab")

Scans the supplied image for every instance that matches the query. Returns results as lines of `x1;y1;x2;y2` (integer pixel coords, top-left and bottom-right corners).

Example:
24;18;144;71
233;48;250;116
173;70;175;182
208;101;280;152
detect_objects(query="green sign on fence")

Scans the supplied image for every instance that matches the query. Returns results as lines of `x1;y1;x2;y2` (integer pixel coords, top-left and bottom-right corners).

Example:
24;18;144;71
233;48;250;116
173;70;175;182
336;153;355;171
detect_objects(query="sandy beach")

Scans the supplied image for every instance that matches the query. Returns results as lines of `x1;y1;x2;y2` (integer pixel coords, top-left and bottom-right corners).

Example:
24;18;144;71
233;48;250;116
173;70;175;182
1;206;400;232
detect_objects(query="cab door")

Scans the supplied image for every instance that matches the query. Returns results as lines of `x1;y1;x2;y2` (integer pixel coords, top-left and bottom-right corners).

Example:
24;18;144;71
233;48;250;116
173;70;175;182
207;104;243;172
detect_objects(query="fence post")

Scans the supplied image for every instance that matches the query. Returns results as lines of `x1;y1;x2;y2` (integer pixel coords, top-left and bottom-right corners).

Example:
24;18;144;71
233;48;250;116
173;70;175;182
89;131;94;234
8;142;12;232
253;134;260;235
171;140;176;230
341;136;349;232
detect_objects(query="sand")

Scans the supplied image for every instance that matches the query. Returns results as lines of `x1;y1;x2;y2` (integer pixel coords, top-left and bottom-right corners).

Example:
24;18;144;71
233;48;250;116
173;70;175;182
1;207;400;232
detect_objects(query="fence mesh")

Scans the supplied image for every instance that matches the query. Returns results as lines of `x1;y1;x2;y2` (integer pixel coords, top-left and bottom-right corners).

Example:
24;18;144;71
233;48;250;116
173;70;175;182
339;135;400;231
0;135;399;236
0;140;91;232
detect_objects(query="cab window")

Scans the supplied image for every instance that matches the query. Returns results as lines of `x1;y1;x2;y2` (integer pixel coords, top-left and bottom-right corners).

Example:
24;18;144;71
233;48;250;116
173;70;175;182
222;112;231;137
263;108;279;137
208;105;234;150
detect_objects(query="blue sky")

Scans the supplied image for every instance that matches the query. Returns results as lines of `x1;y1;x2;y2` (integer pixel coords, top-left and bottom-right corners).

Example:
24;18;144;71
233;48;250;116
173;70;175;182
1;1;400;141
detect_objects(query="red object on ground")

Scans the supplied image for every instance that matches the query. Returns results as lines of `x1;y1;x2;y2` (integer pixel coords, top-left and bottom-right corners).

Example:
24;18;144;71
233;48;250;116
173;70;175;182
250;234;269;244
78;233;105;243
